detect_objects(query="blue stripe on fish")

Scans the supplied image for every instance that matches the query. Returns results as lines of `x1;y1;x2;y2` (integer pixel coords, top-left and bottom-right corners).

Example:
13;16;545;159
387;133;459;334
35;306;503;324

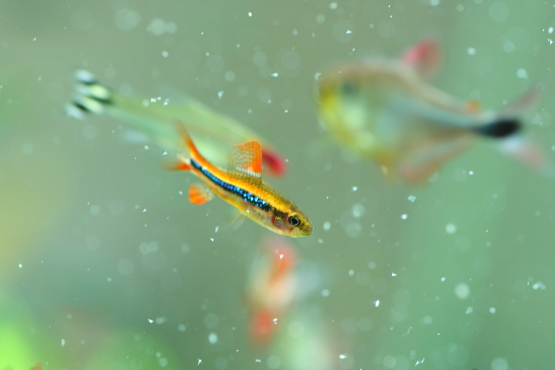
190;158;271;212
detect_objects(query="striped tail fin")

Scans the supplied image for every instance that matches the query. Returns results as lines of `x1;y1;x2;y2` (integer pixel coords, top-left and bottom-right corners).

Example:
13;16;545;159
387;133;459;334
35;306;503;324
66;70;113;119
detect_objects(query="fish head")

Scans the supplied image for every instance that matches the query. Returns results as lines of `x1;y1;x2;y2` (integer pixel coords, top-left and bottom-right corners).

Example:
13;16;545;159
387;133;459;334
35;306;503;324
270;205;313;238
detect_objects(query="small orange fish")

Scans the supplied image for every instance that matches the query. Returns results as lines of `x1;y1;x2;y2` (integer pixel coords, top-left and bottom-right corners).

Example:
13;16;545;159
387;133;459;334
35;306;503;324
318;38;546;184
171;123;312;237
246;237;298;345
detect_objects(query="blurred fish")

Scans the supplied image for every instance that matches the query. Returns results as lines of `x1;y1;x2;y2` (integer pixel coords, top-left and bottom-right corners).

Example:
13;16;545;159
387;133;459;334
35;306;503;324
170;124;312;237
68;70;286;176
317;38;546;184
245;236;299;345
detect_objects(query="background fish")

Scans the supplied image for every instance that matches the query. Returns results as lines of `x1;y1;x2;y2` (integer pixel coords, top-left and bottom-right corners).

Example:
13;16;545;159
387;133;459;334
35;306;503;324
69;70;286;176
317;38;546;184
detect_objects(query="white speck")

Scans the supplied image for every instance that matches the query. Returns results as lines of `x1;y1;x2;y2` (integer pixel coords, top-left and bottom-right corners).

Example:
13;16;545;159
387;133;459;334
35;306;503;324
323;221;331;231
469;170;474;175
271;72;279;77
446;223;457;234
549;26;554;34
352;186;358;191
348;269;354;276
255;359;261;363
210;238;214;242
61;339;65;347
18;264;22;268
33;37;37;41
217;91;224;99
142;208;147;213
517;69;528;79
374;300;380;307
489;307;496;314
178;324;186;331
339;354;347;359
441;277;446;282
321;289;330;297
144;145;149;150
208;332;218;344
423;316;433;324
454;283;470;299
401;214;408;220
430;0;440;6
532;281;546;290
197;358;202;365
465;306;473;314
155;316;167;324
148;319;154;323
467;47;476;55
329;2;338;10
346;30;352;34
248;12;252;17
215;226;219;233
391;272;397;277
408;195;416;202
491;357;508;370
162;51;169;57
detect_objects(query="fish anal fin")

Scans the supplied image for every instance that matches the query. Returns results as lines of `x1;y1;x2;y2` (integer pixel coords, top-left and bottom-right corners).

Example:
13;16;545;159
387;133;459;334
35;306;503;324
189;183;214;205
402;38;441;80
230;140;263;177
398;137;475;184
164;155;192;171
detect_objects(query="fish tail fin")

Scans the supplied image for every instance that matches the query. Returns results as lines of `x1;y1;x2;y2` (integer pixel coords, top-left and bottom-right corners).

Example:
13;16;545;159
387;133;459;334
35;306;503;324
472;118;521;138
66;70;113;119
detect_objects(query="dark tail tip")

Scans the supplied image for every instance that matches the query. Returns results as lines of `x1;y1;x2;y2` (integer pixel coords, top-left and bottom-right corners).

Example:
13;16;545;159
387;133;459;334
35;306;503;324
474;118;521;138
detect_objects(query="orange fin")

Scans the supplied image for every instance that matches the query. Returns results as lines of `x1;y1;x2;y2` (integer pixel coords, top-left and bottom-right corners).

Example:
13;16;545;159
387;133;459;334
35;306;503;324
189;183;214;205
402;38;441;80
164;155;192;171
230;140;263;178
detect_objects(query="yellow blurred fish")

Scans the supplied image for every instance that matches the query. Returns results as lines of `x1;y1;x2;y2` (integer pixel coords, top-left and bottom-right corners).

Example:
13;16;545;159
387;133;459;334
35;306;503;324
317;38;545;184
68;70;286;176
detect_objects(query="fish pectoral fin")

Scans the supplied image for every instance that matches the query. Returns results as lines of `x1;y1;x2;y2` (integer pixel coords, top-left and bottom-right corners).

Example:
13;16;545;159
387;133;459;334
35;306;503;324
225;211;246;231
189;183;214;205
401;38;441;80
229;140;263;178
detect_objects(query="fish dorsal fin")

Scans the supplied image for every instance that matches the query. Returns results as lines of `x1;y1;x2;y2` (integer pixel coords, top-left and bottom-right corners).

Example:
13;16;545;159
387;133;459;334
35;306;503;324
230;140;263;178
402;38;441;80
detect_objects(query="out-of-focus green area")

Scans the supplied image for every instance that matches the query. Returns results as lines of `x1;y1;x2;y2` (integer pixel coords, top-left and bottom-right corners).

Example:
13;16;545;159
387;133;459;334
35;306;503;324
1;0;554;369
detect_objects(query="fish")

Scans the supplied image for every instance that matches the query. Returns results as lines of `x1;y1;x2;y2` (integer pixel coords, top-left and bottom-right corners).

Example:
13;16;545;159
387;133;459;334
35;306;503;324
170;123;312;237
68;70;286;176
317;38;545;184
245;236;299;345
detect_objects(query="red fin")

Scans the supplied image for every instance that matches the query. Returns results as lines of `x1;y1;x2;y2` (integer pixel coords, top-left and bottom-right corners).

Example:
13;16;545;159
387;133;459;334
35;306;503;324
262;148;287;176
30;364;42;370
189;183;214;205
402;38;441;80
466;99;481;113
230;141;263;177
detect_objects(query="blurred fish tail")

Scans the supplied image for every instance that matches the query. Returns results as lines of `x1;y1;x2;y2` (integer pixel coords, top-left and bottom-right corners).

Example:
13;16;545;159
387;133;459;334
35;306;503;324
67;70;113;118
473;118;521;138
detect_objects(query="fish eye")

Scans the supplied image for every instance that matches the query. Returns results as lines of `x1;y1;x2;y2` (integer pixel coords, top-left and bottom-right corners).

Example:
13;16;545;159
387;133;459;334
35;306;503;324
288;214;301;228
341;81;358;96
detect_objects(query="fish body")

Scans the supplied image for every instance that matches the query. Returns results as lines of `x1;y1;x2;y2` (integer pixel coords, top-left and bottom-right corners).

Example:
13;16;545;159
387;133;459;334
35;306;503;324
318;39;541;184
69;70;286;176
173;124;312;237
246;237;298;344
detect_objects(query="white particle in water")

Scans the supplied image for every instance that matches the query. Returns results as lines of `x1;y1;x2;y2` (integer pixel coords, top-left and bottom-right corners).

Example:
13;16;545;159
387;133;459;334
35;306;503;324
323;221;331;231
374;300;380;307
469;170;474;175
408;195;416;202
454;283;470;299
217;91;224;99
18;264;22;268
271;72;279;77
391;272;397;277
329;2;338;10
532;281;546;290
162;51;169;57
467;47;476;55
321;289;330;297
466;306;473;314
348;269;354;276
339;354;347;359
441;277;446;282
549;26;554;34
491;357;508;370
517;69;528;79
61;339;66;347
248;12;252;17
446;223;457;234
352;186;358;191
401;214;408;220
489;307;496;314
148;319;154;323
208;332;218;344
